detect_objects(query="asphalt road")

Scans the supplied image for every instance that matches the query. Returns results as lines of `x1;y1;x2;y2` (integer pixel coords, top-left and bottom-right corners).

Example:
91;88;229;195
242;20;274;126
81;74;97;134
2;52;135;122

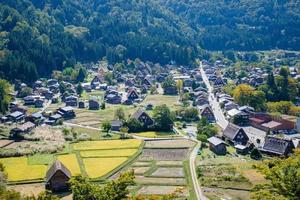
200;63;228;130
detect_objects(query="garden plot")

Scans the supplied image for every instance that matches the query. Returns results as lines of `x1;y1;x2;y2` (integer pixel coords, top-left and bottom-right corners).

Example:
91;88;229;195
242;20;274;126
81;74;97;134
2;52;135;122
197;147;268;200
151;167;184;178
139;148;190;161
156;161;183;166
138;186;188;196
135;176;186;186
130;167;151;175
111;139;195;198
144;139;195;149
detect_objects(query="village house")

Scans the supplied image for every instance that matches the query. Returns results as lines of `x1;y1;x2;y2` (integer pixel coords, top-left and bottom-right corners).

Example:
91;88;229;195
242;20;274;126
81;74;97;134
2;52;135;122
195;97;209;106
10;121;35;138
127;88;139;101
45;114;62;125
261;136;295;156
89;99;100;110
65;95;78;107
213;77;226;87
227;108;250;126
25;112;44;125
224;101;239;111
199;105;215;122
223;123;249;146
78;101;85;109
7;111;25;122
207;136;227;155
163;85;178;95
57;107;75;119
106;93;122;104
111;120;123;132
35;99;44;108
23;96;35;105
45;160;71;192
91;75;104;89
249;113;295;133
132;109;154;127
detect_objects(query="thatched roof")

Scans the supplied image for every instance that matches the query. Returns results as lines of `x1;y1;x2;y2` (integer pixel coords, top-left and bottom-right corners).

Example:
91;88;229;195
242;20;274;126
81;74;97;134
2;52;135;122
45;160;71;182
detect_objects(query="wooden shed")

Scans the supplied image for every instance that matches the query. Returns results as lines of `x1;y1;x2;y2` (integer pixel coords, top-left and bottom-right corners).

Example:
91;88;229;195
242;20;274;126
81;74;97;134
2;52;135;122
45;161;71;192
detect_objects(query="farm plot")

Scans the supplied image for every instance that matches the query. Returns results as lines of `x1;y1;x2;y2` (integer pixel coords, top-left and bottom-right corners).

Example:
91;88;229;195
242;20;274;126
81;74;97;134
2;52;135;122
141;95;180;110
111;139;195;198
144;139;195;149
68;105;136;127
197;147;267;200
138;186;188;196
80;149;138;158
73;139;142;150
139;148;190;161
151;167;184;178
57;154;81;176
0;157;47;182
83;157;128;179
133;131;178;138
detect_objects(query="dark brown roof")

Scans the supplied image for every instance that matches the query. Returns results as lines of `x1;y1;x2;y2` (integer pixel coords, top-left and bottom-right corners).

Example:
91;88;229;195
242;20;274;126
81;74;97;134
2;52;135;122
45;160;71;182
132;108;147;119
262;136;295;156
223;123;245;141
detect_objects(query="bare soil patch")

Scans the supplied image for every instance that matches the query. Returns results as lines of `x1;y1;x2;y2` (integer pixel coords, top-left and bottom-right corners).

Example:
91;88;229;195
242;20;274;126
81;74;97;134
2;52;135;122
139;149;189;161
131;167;151;175
135;176;186;186
144;139;195;149
138;185;188;196
151;167;184;178
0;139;14;148
156;160;183;166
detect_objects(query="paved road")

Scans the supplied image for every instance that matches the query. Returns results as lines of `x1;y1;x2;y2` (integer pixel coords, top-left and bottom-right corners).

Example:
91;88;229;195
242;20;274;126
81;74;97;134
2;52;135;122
200;63;228;130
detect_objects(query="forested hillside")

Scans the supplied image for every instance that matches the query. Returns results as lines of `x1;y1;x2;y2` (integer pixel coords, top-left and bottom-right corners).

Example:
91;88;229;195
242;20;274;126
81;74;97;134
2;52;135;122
0;0;300;83
159;0;300;50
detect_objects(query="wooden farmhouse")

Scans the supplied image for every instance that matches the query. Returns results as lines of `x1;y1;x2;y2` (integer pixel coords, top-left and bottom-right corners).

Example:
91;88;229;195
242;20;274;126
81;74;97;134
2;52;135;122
45;160;71;192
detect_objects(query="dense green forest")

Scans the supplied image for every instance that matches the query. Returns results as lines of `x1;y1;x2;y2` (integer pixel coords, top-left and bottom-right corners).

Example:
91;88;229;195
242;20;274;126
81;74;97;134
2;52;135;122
0;0;299;83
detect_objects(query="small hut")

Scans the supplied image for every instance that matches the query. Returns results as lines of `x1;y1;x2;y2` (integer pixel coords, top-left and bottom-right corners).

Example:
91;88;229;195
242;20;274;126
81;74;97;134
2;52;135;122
45;160;71;192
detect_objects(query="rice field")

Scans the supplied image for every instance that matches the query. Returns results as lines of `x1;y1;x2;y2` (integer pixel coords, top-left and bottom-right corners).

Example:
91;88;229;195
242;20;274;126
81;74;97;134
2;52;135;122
80;149;138;158
73;139;142;150
0;157;47;182
83;157;128;179
0;139;143;182
57;154;81;176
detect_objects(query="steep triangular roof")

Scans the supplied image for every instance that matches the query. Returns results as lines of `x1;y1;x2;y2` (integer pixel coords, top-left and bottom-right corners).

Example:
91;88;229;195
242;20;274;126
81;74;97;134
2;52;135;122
45;160;71;182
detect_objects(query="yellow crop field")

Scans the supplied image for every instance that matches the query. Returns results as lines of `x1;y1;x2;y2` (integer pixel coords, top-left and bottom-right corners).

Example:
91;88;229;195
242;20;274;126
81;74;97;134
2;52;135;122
83;157;128;179
134;131;175;138
73;139;142;150
0;157;47;182
57;154;81;176
80;148;138;158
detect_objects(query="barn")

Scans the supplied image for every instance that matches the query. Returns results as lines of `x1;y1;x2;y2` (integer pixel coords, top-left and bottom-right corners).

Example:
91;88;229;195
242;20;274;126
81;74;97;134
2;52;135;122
45;160;71;192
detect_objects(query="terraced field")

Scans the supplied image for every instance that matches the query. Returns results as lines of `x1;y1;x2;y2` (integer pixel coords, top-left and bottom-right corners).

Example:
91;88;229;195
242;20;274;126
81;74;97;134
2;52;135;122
110;139;196;199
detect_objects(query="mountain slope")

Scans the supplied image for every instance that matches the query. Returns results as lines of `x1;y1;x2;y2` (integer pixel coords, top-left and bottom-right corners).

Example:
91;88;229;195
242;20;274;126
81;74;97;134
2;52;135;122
0;0;300;83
